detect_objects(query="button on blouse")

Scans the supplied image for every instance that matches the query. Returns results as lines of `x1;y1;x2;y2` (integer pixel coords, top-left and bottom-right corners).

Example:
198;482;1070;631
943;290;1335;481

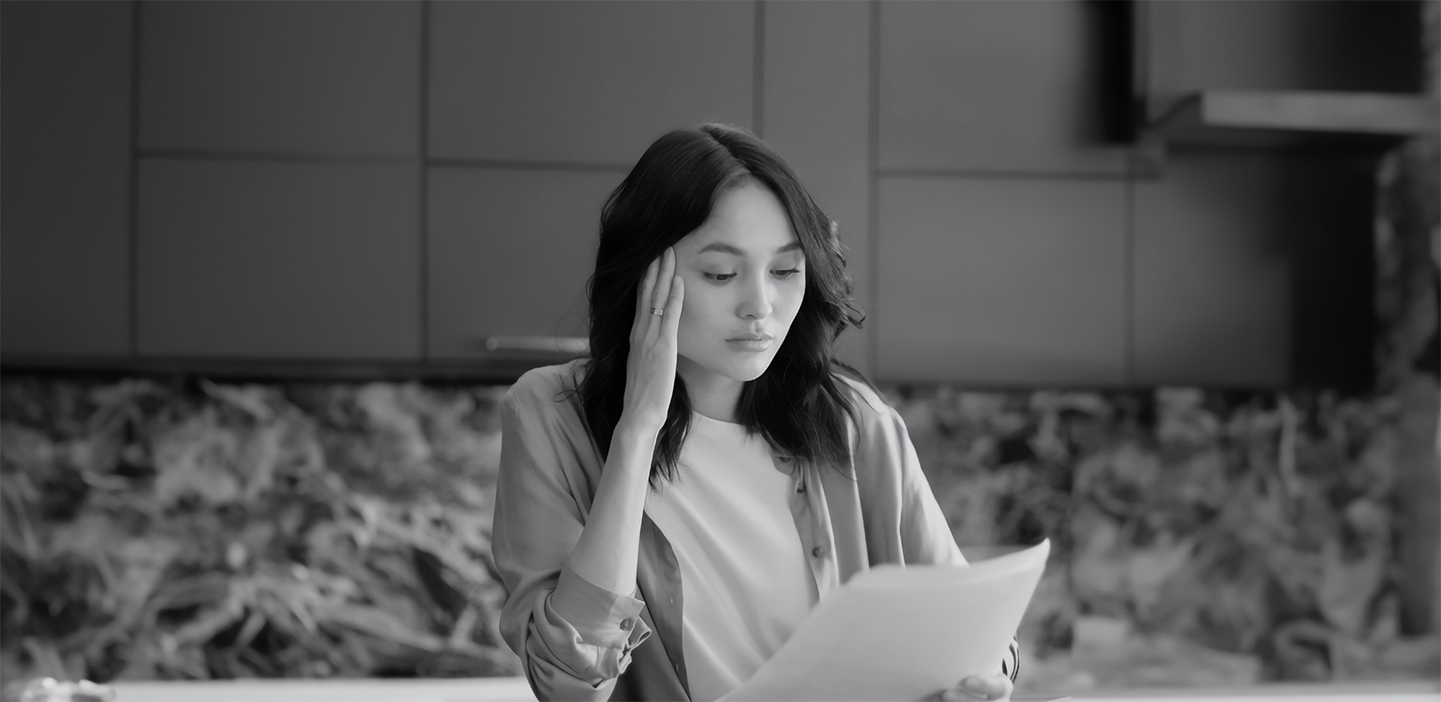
492;360;980;702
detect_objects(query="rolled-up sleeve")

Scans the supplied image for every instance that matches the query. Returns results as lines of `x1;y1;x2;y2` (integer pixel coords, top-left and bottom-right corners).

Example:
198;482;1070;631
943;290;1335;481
493;380;652;700
525;562;650;693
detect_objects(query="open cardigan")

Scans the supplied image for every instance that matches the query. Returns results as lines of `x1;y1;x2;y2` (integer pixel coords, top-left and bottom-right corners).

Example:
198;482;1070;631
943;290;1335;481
492;360;1017;701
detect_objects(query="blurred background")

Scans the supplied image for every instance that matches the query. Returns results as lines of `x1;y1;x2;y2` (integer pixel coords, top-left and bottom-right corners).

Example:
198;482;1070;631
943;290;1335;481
2;0;1438;698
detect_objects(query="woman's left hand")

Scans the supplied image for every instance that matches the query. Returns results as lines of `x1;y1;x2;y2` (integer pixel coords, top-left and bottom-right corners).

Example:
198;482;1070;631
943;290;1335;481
925;673;1013;701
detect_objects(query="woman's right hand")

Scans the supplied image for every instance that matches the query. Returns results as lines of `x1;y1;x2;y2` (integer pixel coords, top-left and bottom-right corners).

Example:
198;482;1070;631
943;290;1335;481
621;247;684;436
555;248;683;648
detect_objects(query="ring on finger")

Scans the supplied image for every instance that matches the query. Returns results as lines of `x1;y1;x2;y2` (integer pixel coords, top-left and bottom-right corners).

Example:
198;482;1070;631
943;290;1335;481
651;307;665;317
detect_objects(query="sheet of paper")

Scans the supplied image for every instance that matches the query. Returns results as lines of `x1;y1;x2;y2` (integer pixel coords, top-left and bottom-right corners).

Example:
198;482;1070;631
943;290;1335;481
721;539;1051;702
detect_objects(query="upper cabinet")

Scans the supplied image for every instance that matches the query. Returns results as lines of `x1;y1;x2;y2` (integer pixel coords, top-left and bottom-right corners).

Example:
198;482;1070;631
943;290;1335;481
423;1;758;365
426;168;613;361
1;1;134;357
876;177;1128;386
761;2;872;373
1135;0;1435;150
133;2;424;361
1139;0;1423;104
1;1;1413;386
137;159;421;360
139;1;421;156
873;1;1131;385
428;1;755;165
1131;151;1293;387
879;1;1131;176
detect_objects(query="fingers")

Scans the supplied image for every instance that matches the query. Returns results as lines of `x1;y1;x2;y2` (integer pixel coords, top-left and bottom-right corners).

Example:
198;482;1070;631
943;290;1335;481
645;248;676;344
634;254;660;344
943;674;1012;701
653;247;675;310
631;247;680;348
661;274;683;341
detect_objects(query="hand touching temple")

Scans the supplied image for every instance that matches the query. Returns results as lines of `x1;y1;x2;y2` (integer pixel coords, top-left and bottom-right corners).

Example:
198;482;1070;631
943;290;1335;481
492;124;1019;702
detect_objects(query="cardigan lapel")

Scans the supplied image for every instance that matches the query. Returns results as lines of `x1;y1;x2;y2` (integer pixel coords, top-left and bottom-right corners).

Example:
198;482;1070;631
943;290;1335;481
635;513;690;700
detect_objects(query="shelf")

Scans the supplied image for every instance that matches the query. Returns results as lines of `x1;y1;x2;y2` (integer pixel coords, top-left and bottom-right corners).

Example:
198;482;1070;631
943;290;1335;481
1144;90;1439;151
0;354;585;384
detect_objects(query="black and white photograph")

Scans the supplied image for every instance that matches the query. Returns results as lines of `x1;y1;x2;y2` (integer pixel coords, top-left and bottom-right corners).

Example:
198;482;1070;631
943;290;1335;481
1;2;1438;701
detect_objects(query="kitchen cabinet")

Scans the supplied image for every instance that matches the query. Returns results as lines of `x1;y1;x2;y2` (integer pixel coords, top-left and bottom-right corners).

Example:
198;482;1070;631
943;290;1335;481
1133;148;1374;389
428;1;754;165
878;1;1129;176
137;159;420;359
1132;150;1292;387
427;167;617;360
1;0;1409;387
1136;0;1422;126
1;1;134;357
139;1;420;157
131;1;425;364
877;177;1127;386
761;1;872;374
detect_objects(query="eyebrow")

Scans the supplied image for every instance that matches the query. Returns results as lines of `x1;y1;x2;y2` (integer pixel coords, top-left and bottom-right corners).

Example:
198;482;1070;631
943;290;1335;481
696;242;803;256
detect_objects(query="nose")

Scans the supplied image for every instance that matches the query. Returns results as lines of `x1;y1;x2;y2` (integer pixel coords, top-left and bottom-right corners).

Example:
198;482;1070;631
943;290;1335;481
737;274;774;320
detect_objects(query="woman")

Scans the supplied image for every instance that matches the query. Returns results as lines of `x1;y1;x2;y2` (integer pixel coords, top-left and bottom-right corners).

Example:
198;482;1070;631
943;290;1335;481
492;124;1017;702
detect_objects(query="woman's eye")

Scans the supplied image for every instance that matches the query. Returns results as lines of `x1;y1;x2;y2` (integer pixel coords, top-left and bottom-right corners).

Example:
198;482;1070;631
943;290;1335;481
703;269;799;282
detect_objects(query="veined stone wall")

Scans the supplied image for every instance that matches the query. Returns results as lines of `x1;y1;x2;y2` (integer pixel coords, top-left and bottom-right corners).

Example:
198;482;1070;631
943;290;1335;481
2;372;1436;694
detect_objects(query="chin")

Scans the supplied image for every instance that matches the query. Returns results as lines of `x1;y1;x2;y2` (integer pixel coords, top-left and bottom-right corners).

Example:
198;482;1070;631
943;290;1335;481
730;354;777;382
695;355;771;384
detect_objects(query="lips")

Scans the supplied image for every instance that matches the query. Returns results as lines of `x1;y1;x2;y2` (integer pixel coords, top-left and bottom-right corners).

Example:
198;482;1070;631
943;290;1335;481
729;333;772;341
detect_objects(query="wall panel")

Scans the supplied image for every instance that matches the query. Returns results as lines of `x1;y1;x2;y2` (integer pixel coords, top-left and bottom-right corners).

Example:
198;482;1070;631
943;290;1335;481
1161;1;1421;94
762;1;873;374
1;1;134;356
1132;150;1292;386
879;1;1129;175
139;1;420;156
429;1;754;165
877;177;1127;385
427;168;617;359
137;159;420;359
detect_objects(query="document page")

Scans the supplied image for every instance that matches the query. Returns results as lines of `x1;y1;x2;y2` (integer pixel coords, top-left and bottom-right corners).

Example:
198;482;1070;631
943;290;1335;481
721;540;1050;702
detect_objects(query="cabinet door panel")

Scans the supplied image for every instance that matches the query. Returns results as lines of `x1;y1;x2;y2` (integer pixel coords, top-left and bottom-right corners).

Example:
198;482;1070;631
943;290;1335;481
1;1;133;357
140;2;420;156
763;1;873;374
429;1;754;164
428;168;618;359
879;1;1127;175
1133;150;1294;387
877;177;1127;385
137;160;420;359
1165;1;1420;94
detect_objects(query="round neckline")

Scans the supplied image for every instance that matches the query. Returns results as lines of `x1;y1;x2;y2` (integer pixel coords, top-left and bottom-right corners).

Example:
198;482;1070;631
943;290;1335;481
691;410;744;427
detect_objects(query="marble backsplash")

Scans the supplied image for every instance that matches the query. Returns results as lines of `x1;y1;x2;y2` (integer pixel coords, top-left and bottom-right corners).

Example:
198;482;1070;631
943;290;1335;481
2;371;1436;695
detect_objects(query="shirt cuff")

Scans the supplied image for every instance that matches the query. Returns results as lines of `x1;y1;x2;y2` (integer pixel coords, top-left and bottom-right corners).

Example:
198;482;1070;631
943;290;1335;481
550;560;650;651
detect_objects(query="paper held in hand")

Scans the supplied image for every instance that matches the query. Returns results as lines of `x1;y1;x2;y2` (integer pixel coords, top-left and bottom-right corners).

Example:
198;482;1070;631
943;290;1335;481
721;539;1051;702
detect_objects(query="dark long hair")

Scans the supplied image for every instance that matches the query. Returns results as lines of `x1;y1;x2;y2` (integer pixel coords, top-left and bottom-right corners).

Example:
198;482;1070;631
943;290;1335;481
577;124;872;486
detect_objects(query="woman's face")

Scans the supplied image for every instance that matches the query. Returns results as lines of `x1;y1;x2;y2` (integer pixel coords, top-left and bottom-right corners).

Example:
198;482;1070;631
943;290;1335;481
671;181;806;387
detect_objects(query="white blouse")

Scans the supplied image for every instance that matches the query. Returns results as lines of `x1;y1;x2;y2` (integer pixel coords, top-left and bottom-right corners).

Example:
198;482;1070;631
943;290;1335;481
643;412;819;701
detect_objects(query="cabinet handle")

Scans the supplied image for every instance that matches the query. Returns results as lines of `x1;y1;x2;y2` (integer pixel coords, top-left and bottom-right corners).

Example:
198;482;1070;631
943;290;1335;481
483;336;590;355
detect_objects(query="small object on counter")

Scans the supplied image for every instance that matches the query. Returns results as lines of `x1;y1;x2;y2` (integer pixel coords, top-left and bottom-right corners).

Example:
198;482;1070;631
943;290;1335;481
13;678;116;702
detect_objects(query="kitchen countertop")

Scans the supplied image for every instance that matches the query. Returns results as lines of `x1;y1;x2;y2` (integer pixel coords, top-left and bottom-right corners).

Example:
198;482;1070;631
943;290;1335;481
103;677;1439;702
